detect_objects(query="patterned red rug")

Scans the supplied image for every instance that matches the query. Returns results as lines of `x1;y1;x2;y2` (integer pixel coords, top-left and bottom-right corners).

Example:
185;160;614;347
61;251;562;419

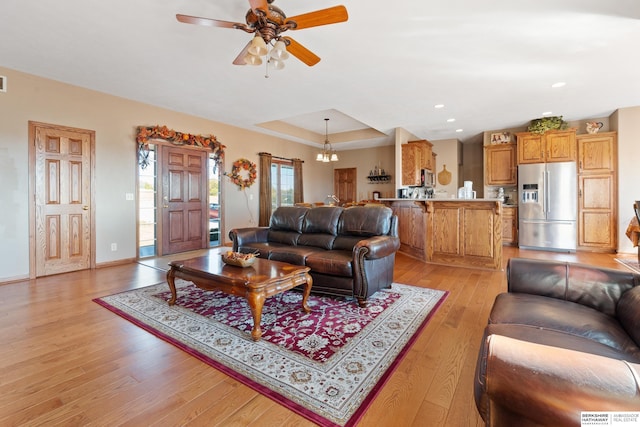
94;280;447;426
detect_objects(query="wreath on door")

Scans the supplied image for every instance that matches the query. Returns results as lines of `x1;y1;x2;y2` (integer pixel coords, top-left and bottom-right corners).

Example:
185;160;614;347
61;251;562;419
227;158;257;189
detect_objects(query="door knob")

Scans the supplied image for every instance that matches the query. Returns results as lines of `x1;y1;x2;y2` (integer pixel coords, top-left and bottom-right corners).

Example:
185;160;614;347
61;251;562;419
82;206;89;210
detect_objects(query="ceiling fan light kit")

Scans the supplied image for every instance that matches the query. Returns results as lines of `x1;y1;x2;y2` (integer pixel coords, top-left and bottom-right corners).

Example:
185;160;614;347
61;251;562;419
244;53;262;66
270;40;289;60
248;35;268;56
176;0;348;70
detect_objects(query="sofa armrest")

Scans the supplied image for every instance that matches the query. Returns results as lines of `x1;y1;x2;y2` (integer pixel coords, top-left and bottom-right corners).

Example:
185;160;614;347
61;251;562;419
506;258;639;316
484;334;640;427
228;227;269;251
354;235;400;260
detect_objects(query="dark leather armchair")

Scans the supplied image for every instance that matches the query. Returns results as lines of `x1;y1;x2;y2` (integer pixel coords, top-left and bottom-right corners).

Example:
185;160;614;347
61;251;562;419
229;205;400;306
474;258;640;426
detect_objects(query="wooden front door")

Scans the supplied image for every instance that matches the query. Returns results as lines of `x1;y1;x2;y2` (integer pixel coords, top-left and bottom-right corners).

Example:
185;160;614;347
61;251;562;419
31;122;95;277
160;145;208;255
334;168;357;205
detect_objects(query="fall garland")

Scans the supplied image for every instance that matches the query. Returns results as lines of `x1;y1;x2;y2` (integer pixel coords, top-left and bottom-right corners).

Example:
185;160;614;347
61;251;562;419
227;158;257;189
136;125;225;168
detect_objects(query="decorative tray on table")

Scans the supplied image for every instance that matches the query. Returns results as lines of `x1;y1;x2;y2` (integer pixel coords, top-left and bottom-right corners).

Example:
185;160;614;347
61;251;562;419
221;251;256;267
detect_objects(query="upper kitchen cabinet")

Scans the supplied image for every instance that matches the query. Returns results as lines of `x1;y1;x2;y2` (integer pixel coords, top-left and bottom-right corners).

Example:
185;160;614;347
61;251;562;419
402;139;434;186
577;131;617;174
516;129;576;164
485;143;517;185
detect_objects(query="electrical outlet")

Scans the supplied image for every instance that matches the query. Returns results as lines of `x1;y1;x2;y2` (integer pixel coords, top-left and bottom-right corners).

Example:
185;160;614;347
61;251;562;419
111;243;117;251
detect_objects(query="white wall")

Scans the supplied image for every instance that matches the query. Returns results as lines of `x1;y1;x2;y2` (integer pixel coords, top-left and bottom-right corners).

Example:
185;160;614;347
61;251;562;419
431;138;461;198
611;107;640;254
331;145;396;201
0;66;333;281
393;127;420;195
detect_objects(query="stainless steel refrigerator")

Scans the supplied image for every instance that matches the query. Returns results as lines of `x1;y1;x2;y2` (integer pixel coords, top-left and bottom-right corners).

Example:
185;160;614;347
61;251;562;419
518;161;577;251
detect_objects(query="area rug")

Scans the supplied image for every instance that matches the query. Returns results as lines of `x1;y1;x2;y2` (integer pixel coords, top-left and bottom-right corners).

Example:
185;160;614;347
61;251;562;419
615;257;640;274
94;280;447;426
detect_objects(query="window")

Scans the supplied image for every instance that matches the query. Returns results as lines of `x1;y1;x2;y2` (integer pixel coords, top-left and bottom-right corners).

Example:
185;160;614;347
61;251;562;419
138;144;157;258
271;160;294;209
208;154;221;246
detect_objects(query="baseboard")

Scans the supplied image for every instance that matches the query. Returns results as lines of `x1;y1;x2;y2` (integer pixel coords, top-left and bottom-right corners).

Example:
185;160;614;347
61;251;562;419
0;274;30;286
96;258;137;268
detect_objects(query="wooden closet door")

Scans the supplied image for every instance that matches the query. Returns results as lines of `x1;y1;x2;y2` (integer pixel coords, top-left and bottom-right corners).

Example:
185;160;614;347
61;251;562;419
32;122;95;277
334;168;356;205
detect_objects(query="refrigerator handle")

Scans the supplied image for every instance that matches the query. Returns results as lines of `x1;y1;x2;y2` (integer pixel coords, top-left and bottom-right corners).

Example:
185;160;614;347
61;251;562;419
545;170;551;214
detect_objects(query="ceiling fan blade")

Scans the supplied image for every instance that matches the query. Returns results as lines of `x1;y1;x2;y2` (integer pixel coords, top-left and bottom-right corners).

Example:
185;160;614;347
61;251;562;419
248;0;269;16
176;14;241;29
232;41;253;65
281;37;320;66
286;5;348;30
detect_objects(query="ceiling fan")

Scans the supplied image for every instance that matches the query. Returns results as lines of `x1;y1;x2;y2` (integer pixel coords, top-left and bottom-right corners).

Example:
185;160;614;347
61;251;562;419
176;0;348;67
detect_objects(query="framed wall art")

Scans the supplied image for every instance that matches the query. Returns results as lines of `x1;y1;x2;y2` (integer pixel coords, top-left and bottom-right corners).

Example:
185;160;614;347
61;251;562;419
490;132;511;144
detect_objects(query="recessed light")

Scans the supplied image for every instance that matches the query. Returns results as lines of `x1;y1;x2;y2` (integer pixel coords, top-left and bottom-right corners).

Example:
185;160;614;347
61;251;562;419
551;82;566;88
455;129;463;133
542;111;553;116
434;104;445;109
447;118;456;123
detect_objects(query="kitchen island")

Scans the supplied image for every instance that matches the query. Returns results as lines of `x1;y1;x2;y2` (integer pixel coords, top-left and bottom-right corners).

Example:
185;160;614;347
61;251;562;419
380;198;503;270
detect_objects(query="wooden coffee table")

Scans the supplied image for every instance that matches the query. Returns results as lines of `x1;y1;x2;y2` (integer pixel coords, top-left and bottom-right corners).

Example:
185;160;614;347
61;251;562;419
166;251;312;341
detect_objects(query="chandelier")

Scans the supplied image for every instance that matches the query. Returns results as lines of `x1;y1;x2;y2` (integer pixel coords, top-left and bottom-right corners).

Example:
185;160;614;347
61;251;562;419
316;118;339;162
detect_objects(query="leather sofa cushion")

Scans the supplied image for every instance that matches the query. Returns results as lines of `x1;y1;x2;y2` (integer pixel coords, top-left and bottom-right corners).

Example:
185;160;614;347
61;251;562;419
333;235;366;251
490;293;640;357
303;206;343;235
268;230;301;246
338;206;392;237
298;233;336;250
237;242;286;259
617;285;640;346
268;245;323;265
306;250;353;277
270;206;309;232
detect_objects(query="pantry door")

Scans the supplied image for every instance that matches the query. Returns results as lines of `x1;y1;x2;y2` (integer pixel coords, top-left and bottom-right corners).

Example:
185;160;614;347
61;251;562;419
334;168;357;205
30;122;95;277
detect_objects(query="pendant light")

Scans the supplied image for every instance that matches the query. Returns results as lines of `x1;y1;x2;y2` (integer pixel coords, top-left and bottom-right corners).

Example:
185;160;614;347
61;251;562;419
316;118;338;162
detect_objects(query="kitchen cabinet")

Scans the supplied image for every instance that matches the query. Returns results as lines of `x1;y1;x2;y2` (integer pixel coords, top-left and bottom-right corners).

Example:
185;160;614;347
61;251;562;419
485;143;517;185
578;131;616;174
516;129;576;164
391;201;427;261
502;205;518;246
401;140;433;186
426;200;502;270
577;132;617;252
389;199;502;269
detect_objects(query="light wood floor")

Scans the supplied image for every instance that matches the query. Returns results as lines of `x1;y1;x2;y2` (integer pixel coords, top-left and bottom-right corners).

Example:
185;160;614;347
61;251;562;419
1;247;634;426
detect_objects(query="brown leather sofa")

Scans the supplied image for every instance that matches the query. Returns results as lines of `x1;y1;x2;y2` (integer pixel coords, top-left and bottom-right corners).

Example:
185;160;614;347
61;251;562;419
474;258;640;426
229;205;400;306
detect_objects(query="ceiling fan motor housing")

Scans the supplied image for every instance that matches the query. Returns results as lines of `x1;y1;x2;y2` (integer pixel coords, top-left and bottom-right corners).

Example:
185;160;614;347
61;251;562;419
245;5;287;39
